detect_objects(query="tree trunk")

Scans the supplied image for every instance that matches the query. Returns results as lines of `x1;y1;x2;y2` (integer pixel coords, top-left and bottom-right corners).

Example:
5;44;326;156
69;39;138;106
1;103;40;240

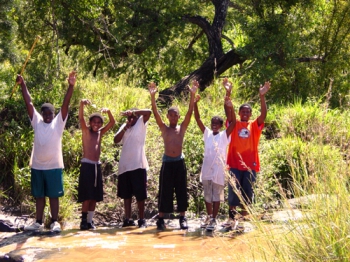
158;49;245;105
158;0;245;105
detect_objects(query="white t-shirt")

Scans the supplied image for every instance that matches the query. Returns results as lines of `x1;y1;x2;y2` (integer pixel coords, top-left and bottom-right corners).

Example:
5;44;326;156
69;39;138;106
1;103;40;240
117;116;149;175
30;109;67;170
200;127;230;186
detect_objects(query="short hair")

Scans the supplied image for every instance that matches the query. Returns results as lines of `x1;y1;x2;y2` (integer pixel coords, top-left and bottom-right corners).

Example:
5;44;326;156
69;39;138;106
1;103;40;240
41;103;55;113
239;103;252;112
211;116;224;125
89;113;104;124
168;106;180;115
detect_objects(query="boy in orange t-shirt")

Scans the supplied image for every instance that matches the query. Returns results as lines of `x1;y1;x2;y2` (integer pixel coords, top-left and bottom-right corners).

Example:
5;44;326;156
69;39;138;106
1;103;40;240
225;79;271;226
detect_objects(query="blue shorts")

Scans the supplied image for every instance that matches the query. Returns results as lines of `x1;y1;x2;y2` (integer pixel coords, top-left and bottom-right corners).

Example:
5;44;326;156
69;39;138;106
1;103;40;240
228;168;256;207
31;168;64;198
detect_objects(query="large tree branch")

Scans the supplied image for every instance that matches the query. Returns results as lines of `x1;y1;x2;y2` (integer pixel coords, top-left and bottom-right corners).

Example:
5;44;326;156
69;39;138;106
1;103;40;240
158;49;245;105
182;15;211;35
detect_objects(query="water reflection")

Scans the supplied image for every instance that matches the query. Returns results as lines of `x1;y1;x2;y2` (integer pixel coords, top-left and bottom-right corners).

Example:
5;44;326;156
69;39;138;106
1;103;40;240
0;224;240;261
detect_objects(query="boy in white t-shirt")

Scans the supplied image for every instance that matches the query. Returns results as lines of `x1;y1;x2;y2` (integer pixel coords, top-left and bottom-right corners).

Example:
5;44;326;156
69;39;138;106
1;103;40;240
16;71;77;232
193;79;235;231
114;108;151;228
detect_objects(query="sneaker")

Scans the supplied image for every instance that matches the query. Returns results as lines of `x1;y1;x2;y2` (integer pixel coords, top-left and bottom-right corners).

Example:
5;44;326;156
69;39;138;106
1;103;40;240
122;219;136;227
222;218;235;228
50;221;61;232
80;219;88;230
200;215;211;229
206;218;217;232
88;221;96;230
156;218;166;230
138;219;147;228
24;222;44;232
179;217;188;230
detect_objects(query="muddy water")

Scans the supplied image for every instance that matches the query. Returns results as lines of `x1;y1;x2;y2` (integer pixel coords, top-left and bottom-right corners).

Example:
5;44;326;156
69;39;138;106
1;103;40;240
1;209;304;262
0;222;274;261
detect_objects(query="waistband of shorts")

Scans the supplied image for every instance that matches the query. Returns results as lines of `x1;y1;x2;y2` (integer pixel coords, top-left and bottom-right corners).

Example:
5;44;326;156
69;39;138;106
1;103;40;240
81;158;101;165
162;153;184;162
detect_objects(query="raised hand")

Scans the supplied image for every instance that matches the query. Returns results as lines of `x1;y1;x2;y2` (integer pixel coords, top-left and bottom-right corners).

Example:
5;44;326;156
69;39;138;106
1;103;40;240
188;80;199;94
81;99;91;106
148;82;157;96
194;94;201;103
67;71;77;86
100;108;110;114
120;110;133;117
223;78;232;94
259;81;271;96
16;75;24;85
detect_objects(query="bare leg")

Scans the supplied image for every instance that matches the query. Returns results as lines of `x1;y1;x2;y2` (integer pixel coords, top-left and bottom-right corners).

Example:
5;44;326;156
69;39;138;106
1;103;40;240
229;205;238;219
124;198;132;219
36;197;46;221
82;200;90;213
49;197;59;220
89;200;97;211
205;202;213;217
212;201;220;218
137;200;145;220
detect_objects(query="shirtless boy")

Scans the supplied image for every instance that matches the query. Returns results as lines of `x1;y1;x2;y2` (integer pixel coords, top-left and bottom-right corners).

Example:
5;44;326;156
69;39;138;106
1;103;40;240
78;99;115;230
148;81;198;230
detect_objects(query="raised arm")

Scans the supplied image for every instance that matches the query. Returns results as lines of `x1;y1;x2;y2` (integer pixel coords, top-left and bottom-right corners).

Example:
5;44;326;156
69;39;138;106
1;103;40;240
193;94;205;133
121;109;152;124
100;108;116;136
225;97;236;137
61;71;77;121
257;81;271;126
223;78;234;123
16;75;34;120
180;80;198;131
79;99;90;132
148;82;166;130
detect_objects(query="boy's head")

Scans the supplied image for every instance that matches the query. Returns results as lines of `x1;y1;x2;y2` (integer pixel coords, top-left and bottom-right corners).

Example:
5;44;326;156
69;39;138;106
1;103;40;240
211;116;224;133
167;106;180;126
239;103;252;122
41;103;55;123
89;113;104;132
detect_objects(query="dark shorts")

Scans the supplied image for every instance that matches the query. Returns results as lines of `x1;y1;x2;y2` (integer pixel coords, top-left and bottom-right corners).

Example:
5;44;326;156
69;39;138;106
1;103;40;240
158;159;188;213
117;169;147;201
228;168;256;206
31;168;64;198
78;162;103;203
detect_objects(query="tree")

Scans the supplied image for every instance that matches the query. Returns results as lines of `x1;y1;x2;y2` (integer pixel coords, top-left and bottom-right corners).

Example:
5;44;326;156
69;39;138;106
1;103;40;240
10;0;350;106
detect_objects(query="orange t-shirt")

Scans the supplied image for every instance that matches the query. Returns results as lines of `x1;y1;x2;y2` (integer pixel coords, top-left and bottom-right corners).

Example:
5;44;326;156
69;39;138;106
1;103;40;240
227;119;264;172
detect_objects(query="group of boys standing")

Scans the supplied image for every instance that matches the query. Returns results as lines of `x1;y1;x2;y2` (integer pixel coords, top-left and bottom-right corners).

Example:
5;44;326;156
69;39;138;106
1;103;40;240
15;71;270;232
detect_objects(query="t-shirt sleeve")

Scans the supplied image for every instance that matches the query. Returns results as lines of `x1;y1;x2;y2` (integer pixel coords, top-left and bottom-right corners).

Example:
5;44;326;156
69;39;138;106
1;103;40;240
31;108;42;129
203;127;210;141
53;111;67;135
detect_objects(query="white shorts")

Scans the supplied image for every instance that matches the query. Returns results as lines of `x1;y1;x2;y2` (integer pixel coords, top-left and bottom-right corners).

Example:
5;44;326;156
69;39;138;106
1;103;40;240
202;180;224;203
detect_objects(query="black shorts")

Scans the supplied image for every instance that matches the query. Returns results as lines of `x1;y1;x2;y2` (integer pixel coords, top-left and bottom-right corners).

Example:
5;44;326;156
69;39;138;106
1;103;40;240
78;162;103;203
158;159;188;213
117;168;147;201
